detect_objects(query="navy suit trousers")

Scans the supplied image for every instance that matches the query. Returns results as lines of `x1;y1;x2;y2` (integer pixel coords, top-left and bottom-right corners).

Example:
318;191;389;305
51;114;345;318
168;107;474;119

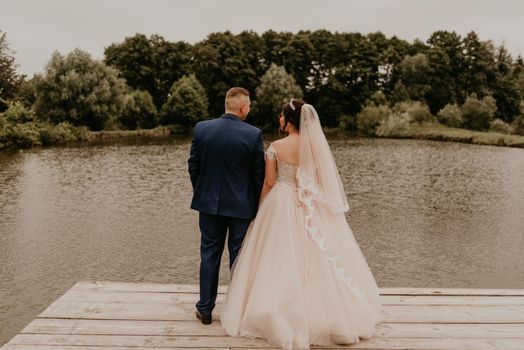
196;212;251;316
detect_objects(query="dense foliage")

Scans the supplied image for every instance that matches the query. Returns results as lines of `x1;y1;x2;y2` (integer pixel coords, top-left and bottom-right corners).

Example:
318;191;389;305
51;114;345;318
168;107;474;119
2;28;524;150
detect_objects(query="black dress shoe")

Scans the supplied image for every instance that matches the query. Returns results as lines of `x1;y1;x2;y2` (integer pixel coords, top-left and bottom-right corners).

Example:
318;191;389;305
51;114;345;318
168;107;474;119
196;310;212;325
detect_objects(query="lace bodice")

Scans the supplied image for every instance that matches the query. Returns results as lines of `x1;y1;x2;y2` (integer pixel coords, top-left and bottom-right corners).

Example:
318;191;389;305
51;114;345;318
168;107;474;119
265;144;298;188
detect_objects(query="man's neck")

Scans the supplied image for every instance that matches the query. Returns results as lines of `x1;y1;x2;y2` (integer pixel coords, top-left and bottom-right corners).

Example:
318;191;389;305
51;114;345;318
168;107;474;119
225;111;243;120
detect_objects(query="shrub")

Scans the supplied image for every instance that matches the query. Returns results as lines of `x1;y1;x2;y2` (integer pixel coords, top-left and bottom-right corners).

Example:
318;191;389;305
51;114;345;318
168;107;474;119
376;111;411;137
120;90;158;130
161;74;208;126
461;95;496;131
2;101;34;123
4;122;42;148
489;119;513;134
512;115;524;136
437;104;463;127
356;104;392;136
38;122;79;145
366;90;387;106
393;101;435;124
339;114;357;132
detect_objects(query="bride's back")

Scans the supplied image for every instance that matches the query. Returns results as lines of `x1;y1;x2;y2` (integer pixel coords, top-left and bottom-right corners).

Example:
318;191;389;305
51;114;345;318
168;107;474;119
272;134;299;166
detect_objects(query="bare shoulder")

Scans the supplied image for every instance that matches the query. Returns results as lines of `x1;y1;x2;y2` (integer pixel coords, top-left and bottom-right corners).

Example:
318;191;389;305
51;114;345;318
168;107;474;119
271;138;284;147
271;136;299;165
270;138;287;153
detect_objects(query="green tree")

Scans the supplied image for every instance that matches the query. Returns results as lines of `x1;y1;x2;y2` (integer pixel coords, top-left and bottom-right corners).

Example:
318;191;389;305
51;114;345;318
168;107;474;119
398;53;431;101
427;31;465;104
0;31;23;111
237;31;267;84
389;80;410;104
34;49;128;130
120;90;158;130
261;30;293;68
161;74;208;126
284;31;315;92
425;46;456;114
489;45;521;123
379;35;412;95
306;30;337;102
255;64;303;128
316;32;378;126
192;32;260;117
15;75;42;108
461;32;495;99
104;34;192;108
515;57;524;98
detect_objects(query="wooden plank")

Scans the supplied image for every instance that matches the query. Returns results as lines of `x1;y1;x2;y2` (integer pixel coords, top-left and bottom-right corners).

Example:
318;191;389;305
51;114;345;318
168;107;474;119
39;300;196;321
373;323;524;338
21;319;227;336
72;281;524;296
7;334;269;348
58;289;524;306
6;282;524;350
21;318;524;338
7;334;524;350
59;290;226;304
231;336;524;350
71;281;227;294
2;348;231;350
379;295;524;306
380;287;524;296
38;299;524;323
381;305;524;323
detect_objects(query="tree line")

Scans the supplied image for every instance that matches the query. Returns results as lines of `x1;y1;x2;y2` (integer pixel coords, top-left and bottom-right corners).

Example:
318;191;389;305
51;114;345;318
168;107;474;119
1;28;524;149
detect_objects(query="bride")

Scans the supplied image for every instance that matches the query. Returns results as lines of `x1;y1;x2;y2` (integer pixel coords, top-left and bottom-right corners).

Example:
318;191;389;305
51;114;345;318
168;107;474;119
220;98;382;349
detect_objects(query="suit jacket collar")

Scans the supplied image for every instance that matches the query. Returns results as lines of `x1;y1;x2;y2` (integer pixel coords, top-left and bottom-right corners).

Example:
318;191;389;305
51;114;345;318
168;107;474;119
221;113;243;122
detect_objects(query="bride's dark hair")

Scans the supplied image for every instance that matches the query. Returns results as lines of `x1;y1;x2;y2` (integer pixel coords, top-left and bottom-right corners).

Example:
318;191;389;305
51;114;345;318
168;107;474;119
280;98;305;132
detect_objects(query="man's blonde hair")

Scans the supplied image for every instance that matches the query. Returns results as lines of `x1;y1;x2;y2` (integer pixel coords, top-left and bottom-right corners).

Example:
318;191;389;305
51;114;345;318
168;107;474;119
225;87;250;111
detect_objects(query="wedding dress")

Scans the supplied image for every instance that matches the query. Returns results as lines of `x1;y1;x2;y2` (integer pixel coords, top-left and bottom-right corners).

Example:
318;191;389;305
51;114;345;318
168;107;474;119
220;104;382;349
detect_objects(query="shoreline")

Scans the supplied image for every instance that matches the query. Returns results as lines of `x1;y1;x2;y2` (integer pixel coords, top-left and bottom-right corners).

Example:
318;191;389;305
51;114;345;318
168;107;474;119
74;123;524;149
1;124;524;152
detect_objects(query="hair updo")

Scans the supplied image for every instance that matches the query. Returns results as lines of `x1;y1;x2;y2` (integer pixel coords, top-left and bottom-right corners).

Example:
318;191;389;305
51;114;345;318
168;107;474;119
280;98;305;132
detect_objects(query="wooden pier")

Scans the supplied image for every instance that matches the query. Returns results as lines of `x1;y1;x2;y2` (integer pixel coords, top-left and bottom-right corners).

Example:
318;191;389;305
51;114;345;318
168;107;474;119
2;281;524;349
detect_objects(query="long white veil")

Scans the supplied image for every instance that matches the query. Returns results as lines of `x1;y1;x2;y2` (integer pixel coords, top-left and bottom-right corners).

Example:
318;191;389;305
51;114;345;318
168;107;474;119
297;104;349;213
297;104;382;314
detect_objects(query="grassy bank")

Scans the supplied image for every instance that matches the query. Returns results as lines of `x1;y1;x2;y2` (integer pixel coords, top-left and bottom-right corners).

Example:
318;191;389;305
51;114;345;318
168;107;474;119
87;123;524;148
86;125;186;142
404;123;524;148
0;124;187;151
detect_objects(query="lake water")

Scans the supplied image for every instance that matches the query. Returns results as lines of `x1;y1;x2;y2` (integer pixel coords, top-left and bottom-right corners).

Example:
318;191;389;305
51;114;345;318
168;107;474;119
1;136;524;345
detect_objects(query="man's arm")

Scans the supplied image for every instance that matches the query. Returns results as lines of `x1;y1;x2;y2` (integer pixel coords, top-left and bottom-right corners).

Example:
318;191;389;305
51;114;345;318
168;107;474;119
252;130;266;203
188;125;200;190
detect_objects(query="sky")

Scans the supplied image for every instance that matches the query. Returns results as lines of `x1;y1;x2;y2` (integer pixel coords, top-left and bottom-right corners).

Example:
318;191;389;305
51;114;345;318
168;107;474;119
1;0;524;76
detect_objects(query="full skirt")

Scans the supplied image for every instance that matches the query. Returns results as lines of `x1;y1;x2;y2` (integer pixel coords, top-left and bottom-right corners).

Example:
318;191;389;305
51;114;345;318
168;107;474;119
220;182;382;349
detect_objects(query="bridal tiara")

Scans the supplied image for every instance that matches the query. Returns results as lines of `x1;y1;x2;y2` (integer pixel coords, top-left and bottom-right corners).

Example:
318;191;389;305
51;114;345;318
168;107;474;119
289;98;296;111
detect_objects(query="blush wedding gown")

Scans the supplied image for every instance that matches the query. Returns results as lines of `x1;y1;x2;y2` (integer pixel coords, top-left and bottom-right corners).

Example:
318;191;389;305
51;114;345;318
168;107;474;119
220;104;382;349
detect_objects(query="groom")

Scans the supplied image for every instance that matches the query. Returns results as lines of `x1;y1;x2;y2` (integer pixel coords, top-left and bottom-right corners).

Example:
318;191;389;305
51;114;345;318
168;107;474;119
188;87;265;325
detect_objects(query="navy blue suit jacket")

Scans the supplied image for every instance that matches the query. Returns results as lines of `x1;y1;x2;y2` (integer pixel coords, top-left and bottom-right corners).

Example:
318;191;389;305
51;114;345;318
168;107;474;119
188;114;265;219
